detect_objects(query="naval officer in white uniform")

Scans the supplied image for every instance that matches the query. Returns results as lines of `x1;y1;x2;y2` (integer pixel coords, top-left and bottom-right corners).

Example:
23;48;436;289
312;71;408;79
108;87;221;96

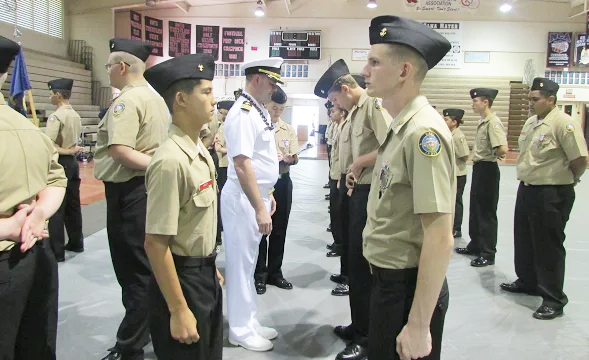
221;57;284;352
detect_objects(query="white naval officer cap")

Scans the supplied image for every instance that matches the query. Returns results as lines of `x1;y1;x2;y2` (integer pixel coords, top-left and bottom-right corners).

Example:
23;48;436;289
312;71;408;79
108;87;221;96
242;57;284;84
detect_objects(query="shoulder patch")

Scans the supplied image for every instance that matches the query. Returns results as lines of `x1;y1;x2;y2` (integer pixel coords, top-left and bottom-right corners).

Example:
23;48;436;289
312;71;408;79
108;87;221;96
565;123;576;132
375;98;383;110
418;131;442;157
460;136;465;143
241;100;252;112
113;103;125;116
48;115;57;122
493;123;502;130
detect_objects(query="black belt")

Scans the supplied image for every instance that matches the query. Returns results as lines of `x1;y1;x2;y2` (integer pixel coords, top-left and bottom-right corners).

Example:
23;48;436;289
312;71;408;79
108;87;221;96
522;181;573;188
371;265;418;282
172;252;217;268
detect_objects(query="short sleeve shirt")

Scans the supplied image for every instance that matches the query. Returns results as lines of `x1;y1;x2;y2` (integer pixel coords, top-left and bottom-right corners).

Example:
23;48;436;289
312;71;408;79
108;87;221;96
517;107;588;185
472;113;507;162
224;92;279;190
452;127;470;176
145;125;217;257
216;122;228;168
45;105;82;149
363;95;456;269
94;79;170;183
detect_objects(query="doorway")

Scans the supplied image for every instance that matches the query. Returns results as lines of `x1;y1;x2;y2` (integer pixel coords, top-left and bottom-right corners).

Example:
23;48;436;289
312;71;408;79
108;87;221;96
292;105;319;143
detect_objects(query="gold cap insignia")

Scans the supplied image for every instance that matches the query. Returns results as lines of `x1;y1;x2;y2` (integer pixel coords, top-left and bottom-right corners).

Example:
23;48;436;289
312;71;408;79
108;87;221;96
380;28;387;37
474;92;477;96
540;82;544;87
111;43;115;49
321;90;325;94
198;64;204;71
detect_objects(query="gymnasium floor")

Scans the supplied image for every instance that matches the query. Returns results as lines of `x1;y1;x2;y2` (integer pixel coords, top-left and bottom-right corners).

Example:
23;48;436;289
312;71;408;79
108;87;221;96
57;159;589;360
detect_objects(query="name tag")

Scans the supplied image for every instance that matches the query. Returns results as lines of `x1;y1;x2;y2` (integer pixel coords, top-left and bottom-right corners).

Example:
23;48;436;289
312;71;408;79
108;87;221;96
199;179;213;192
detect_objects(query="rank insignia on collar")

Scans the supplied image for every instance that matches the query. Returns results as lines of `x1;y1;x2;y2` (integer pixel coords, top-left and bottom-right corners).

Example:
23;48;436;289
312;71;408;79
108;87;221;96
418;131;442;157
241;101;252;112
375;98;383;110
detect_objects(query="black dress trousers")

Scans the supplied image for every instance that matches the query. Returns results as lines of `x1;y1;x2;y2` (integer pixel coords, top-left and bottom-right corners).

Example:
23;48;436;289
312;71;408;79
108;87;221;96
468;161;500;260
453;175;467;233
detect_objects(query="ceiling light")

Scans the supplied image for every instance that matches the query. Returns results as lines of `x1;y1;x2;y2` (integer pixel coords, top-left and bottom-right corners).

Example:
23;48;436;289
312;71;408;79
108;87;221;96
499;2;512;12
367;0;378;8
254;1;265;16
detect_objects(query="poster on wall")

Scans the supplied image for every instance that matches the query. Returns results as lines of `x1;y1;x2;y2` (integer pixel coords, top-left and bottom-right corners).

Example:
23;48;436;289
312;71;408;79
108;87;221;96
222;27;245;63
546;32;572;68
145;16;163;57
404;0;480;13
420;22;462;69
130;11;142;41
575;33;589;66
169;21;191;57
195;25;220;60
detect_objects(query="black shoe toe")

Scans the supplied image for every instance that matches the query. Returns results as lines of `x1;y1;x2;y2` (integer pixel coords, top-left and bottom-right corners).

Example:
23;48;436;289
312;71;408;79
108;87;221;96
255;281;266;295
336;344;368;360
267;277;293;290
470;257;494;267
333;324;354;342
331;283;349;296
326;250;340;257
533;305;563;320
455;247;474;255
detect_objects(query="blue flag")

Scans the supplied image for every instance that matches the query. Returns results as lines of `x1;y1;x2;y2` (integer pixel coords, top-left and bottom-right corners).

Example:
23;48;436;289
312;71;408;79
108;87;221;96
9;49;31;116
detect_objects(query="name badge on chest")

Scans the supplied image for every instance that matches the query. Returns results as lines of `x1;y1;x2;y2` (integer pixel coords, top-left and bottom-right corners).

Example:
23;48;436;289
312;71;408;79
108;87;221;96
379;162;389;199
199;179;213;192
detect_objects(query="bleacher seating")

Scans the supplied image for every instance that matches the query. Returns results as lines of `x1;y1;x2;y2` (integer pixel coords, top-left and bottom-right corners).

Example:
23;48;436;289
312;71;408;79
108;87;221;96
421;75;520;147
1;49;101;137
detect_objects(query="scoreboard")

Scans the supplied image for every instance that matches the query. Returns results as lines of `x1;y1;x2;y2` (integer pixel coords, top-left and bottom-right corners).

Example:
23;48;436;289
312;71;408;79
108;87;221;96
269;30;321;60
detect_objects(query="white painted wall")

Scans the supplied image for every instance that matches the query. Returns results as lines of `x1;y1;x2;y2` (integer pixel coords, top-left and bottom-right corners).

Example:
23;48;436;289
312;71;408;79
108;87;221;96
0;21;68;58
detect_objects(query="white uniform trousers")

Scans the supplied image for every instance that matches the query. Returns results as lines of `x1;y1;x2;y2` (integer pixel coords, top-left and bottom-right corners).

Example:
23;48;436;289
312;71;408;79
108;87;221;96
221;180;271;340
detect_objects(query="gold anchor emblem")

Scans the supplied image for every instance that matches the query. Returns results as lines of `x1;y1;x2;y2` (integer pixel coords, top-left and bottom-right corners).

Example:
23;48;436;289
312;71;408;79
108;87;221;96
198;64;204;71
380;28;387;37
111;43;115;49
540;82;544;87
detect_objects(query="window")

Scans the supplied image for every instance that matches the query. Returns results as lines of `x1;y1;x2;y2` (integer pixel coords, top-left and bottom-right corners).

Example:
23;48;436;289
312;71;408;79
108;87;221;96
215;63;242;78
545;70;589;85
281;64;309;79
0;0;64;39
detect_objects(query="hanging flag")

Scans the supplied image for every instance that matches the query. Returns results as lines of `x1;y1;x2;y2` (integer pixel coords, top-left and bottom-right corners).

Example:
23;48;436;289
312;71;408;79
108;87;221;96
8;49;39;126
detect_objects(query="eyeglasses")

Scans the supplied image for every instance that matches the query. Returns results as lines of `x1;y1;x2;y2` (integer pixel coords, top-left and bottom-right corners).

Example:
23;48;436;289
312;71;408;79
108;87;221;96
105;62;131;71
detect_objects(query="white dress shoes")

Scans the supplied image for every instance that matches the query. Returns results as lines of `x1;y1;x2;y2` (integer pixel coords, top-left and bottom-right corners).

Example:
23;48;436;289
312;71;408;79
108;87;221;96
254;324;278;340
228;334;273;352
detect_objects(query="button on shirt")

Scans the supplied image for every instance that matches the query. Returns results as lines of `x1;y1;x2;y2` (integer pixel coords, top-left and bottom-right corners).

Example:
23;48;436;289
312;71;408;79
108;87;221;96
146;125;218;257
45;104;82;149
94;79;169;183
517;107;588;185
363;95;456;269
472;113;507;163
224;92;279;189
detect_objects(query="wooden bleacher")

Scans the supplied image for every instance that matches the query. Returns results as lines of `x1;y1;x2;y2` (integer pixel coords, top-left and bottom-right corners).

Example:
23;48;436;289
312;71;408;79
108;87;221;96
1;49;101;136
421;75;521;146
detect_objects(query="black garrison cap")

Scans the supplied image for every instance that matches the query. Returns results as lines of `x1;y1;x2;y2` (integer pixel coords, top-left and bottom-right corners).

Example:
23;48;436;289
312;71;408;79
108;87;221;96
0;35;20;73
443;108;465;119
470;88;498;99
109;38;154;62
353;74;366;89
369;16;451;70
271;86;287;104
48;78;74;91
531;77;559;93
314;59;350;98
144;53;215;96
217;100;235;110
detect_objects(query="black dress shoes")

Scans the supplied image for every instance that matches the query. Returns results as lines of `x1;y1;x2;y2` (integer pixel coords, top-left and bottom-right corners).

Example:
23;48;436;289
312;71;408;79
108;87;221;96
333;324;354;342
326;243;334;250
500;281;537;295
323;183;330;189
326;250;340;257
455;247;474;255
470;257;494;267
327;224;332;232
330;274;347;284
331;283;349;296
101;351;143;360
325;194;330;200
453;230;462;238
267;277;293;290
336;344;368;360
65;243;84;253
255;280;266;294
533;305;563;320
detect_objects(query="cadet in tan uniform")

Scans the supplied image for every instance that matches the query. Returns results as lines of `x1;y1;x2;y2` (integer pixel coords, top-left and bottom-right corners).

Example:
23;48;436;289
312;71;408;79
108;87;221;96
143;53;224;360
314;59;391;360
254;86;298;294
501;78;587;320
213;100;233;248
45;78;84;261
455;88;508;267
443;108;470;238
94;38;170;360
326;102;351;296
361;16;454;360
0;35;67;360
